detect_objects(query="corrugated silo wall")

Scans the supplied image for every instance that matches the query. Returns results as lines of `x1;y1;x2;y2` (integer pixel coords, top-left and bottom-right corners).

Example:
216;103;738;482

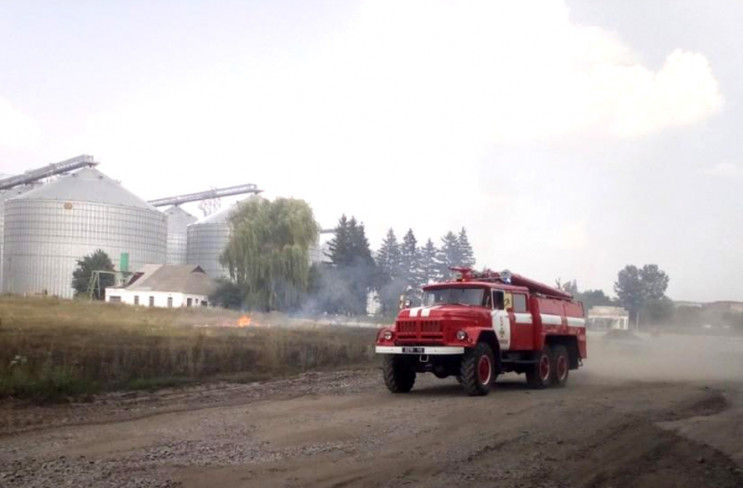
0;195;6;291
166;232;188;265
164;207;196;265
0;188;33;291
2;199;166;298
186;222;231;279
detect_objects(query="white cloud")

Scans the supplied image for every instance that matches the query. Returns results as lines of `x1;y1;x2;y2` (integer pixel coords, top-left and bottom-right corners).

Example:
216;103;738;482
79;1;724;161
0;97;39;148
305;0;724;143
70;0;725;259
557;220;589;251
705;161;743;177
599;49;723;138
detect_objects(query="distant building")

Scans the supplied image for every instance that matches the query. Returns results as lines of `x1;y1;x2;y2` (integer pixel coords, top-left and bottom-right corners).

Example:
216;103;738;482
587;306;630;330
105;264;215;308
309;229;334;265
705;301;743;313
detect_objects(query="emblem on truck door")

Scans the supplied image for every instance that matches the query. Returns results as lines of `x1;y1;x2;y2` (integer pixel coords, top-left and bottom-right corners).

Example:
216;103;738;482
492;308;511;350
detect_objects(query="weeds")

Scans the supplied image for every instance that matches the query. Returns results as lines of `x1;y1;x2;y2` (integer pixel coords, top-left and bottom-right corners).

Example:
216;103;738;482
0;296;378;401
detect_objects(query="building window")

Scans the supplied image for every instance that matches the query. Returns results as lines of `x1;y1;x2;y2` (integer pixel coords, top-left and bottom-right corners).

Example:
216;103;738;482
201;300;207;307
187;298;192;307
167;297;173;308
134;295;139;306
149;296;154;307
110;296;122;303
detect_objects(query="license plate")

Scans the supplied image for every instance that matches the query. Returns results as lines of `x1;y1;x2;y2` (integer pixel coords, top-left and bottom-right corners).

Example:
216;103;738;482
402;347;425;354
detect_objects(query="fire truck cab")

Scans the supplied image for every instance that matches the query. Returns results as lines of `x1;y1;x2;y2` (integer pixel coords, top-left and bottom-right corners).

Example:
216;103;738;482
375;269;587;396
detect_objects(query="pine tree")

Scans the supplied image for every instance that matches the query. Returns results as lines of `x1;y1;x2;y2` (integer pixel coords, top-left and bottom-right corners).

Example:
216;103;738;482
326;215;351;266
419;238;439;284
315;214;376;315
458;227;475;268
376;228;401;280
347;217;375;268
437;231;462;280
400;229;421;287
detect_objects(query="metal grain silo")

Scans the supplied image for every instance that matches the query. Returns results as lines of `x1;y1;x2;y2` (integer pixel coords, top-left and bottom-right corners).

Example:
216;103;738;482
164;206;197;265
2;168;166;298
186;203;241;279
0;186;36;292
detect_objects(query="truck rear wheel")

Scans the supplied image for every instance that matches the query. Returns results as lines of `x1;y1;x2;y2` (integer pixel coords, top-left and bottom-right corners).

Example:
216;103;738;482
382;355;416;393
550;345;569;387
460;342;495;396
526;346;552;389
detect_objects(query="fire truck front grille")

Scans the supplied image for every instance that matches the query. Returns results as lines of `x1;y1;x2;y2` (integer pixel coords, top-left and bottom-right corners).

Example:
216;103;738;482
397;321;417;334
396;320;443;341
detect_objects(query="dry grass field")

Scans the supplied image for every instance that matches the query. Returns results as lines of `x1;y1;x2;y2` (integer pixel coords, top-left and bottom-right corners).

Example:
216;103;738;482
0;296;378;401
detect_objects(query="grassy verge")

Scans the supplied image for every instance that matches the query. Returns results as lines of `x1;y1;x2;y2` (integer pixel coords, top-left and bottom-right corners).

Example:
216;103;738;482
0;296;378;402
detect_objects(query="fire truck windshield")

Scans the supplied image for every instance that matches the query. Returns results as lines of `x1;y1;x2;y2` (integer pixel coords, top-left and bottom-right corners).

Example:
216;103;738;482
422;287;487;307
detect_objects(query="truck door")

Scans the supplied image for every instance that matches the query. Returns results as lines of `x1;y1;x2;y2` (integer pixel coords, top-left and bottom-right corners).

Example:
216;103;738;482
509;292;534;350
492;290;511;350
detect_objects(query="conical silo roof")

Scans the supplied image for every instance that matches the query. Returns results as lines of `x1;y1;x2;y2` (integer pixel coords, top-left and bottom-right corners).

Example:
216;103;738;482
13;167;155;209
164;206;197;233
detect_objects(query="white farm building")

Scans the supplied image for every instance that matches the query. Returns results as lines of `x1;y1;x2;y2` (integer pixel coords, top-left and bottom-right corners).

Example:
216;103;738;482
105;264;215;308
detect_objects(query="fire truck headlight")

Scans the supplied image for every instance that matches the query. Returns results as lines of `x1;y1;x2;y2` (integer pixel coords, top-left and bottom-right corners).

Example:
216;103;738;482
456;330;468;341
382;330;394;341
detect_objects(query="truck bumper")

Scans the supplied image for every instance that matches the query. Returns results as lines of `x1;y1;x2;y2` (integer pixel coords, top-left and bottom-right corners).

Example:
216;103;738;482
375;346;465;355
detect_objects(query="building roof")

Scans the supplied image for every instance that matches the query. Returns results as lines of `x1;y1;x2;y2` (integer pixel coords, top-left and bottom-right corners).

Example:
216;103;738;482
705;301;743;311
588;306;629;317
12;168;156;210
124;264;216;295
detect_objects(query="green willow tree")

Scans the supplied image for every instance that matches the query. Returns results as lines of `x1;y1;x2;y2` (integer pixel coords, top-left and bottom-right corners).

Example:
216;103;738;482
220;197;319;311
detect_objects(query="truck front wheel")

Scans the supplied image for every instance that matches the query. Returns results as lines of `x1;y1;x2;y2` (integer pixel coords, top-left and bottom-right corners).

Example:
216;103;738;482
382;355;416;393
526;346;552;389
460;342;495;396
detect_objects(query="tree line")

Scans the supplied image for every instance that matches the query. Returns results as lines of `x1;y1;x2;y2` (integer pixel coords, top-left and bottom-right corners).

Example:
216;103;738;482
71;197;742;332
69;197;668;325
210;198;477;315
557;263;672;324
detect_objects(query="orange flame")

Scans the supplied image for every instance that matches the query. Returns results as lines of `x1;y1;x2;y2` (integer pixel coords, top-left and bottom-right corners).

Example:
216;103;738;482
237;315;252;327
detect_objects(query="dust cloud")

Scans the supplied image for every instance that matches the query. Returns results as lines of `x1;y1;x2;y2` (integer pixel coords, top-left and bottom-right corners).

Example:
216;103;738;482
584;330;743;384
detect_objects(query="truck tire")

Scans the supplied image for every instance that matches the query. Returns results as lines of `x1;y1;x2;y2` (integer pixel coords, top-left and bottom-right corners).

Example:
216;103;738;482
460;342;495;396
526;346;552;389
550;345;569;387
382;355;416;393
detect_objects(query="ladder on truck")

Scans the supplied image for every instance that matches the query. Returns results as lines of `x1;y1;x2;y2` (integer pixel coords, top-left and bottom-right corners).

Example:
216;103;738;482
450;267;573;300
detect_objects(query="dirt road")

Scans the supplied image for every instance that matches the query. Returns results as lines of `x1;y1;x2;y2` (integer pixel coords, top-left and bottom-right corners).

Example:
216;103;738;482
1;334;742;488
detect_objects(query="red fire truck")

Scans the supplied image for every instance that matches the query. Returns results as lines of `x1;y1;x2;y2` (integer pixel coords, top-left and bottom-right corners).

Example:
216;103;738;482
375;269;587;396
